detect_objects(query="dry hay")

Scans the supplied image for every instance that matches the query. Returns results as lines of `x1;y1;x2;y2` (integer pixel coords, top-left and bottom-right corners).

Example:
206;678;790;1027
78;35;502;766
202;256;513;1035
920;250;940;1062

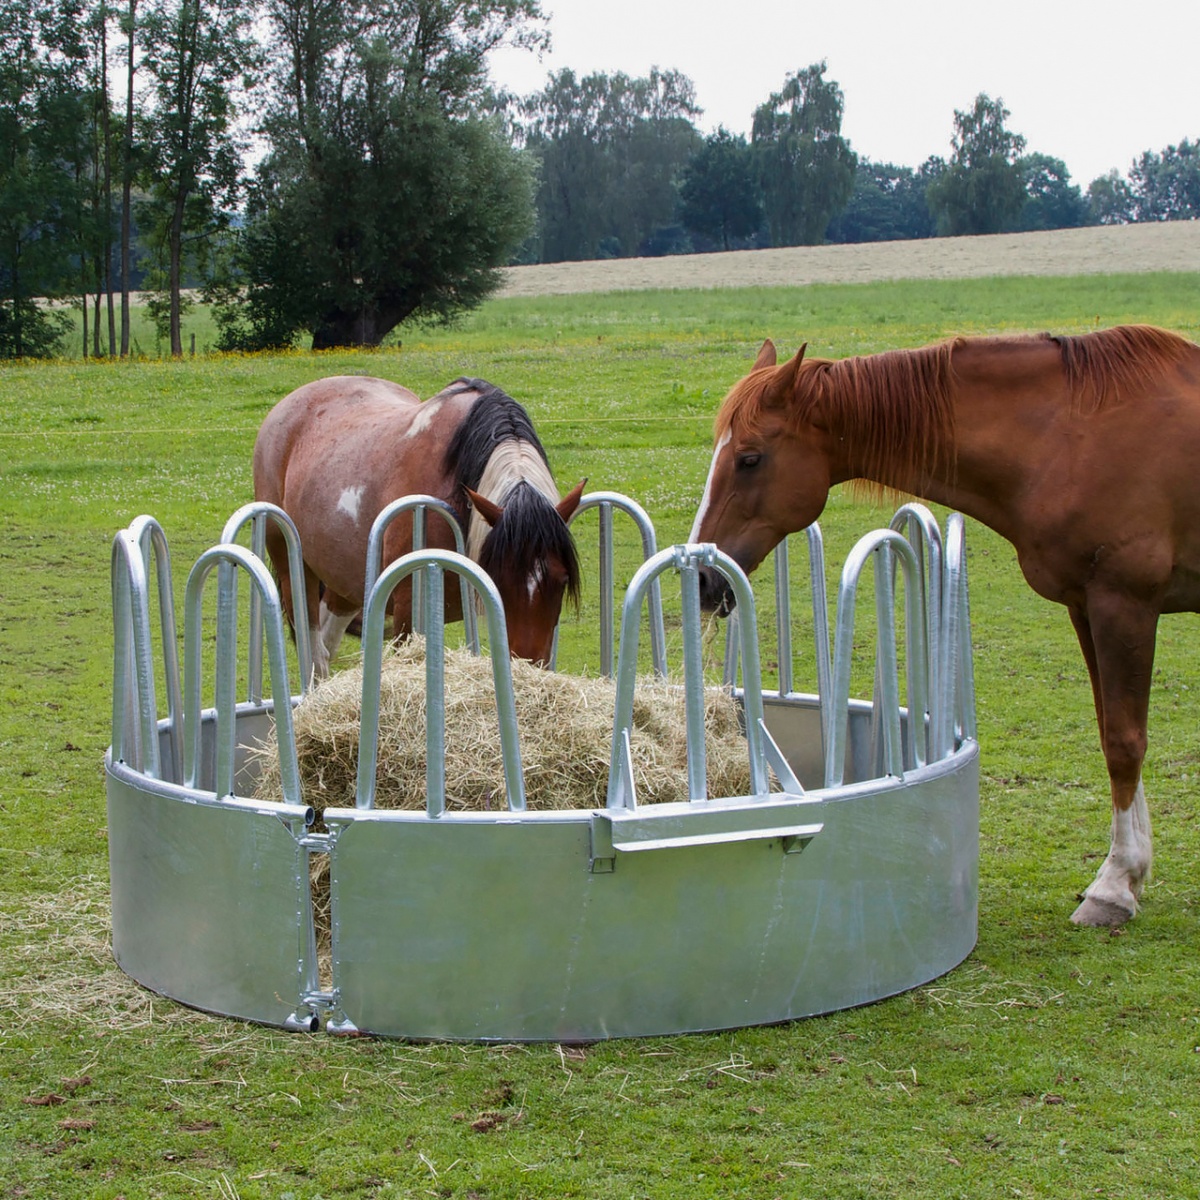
251;642;757;982
252;638;755;817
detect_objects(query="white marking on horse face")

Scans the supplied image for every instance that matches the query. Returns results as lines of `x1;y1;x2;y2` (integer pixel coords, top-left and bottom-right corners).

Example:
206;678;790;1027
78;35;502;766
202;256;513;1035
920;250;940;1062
689;430;731;543
405;397;442;439
526;562;546;601
337;485;364;523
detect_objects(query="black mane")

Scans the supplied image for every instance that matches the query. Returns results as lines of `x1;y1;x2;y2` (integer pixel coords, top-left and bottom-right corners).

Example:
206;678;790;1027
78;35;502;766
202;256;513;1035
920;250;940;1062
442;379;549;491
476;480;582;608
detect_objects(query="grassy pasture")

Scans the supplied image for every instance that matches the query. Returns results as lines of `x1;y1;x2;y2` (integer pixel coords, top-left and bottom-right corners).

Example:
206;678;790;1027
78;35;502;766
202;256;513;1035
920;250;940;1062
2;273;1200;1198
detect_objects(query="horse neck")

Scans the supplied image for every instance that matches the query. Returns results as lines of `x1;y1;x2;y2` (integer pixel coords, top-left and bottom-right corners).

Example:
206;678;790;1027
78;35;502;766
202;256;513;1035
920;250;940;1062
820;338;1066;533
466;440;559;561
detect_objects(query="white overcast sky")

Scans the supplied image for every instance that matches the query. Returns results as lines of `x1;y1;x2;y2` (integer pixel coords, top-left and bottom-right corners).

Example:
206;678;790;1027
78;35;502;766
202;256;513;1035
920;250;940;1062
488;0;1199;187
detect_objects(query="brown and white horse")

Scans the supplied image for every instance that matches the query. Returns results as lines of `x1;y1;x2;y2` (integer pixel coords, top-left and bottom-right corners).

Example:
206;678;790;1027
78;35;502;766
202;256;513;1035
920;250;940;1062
253;375;584;676
690;326;1200;927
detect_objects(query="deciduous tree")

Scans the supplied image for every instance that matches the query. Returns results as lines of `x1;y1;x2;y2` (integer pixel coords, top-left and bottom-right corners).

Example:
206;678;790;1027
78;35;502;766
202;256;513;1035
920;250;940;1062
750;62;855;247
1128;139;1200;221
137;0;258;356
0;0;88;356
1086;169;1134;225
519;67;701;263
825;158;938;244
222;0;543;350
679;127;762;251
926;93;1026;236
1016;153;1088;231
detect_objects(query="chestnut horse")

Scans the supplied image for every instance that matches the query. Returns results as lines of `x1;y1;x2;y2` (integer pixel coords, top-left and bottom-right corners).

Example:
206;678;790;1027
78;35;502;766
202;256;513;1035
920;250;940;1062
253;376;584;676
691;325;1200;927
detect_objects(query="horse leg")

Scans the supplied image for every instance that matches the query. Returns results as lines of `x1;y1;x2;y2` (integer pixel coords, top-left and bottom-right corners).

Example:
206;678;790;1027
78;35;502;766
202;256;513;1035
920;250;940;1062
1067;596;1155;927
316;587;360;677
263;527;339;682
263;525;297;632
293;563;335;681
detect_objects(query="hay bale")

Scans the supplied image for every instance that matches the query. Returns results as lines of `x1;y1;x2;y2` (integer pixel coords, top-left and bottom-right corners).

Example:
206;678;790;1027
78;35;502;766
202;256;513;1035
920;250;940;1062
252;639;754;816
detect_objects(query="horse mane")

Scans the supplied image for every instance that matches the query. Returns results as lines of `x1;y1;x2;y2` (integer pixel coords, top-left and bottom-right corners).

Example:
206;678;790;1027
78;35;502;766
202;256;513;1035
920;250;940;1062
718;326;1196;492
1051;325;1195;413
442;378;580;605
476;480;582;608
717;342;958;494
442;379;550;491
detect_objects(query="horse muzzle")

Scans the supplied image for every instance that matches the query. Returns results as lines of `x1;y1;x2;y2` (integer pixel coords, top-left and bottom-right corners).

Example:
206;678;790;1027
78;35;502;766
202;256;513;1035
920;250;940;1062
697;564;737;617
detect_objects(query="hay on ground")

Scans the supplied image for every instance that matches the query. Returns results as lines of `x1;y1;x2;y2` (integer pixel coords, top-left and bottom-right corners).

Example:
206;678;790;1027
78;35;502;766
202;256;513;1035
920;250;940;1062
252;639;755;817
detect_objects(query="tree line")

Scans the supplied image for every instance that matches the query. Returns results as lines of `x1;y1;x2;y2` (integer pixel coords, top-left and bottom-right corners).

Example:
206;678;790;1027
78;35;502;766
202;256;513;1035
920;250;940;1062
3;0;1197;358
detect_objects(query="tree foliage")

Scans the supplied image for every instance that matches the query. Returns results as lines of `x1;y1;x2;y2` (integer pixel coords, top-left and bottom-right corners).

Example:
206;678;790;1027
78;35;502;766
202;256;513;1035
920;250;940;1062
678;128;762;251
926;93;1027;236
0;0;91;355
825;158;938;244
137;0;258;356
750;62;855;247
518;68;701;262
220;0;543;350
1128;139;1200;221
1016;153;1088;231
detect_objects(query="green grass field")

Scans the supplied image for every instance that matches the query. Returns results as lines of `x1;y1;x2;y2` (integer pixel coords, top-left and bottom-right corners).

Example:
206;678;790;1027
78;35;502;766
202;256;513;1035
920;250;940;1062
2;273;1199;1199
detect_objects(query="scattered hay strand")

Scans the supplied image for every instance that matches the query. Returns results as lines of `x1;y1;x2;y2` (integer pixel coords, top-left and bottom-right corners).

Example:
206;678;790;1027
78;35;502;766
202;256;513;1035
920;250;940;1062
252;639;756;818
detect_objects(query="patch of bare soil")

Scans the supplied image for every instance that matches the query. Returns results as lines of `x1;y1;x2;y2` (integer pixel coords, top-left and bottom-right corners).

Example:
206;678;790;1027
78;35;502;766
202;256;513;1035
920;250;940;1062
499;222;1200;298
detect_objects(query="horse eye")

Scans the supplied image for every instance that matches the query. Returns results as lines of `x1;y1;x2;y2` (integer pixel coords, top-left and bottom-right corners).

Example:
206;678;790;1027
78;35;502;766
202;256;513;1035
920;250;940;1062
737;453;762;470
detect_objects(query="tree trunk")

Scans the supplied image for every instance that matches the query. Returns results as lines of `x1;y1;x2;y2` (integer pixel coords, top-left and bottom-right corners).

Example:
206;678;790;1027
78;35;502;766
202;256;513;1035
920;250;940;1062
120;0;136;358
101;7;116;357
310;302;410;350
168;192;186;357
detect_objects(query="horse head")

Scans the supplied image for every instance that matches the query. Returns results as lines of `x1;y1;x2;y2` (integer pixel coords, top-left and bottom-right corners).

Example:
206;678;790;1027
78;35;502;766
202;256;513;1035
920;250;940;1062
466;479;586;665
692;340;836;613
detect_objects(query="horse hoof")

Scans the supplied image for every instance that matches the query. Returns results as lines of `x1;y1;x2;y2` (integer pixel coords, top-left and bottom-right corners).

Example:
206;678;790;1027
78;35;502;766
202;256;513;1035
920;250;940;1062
1070;896;1135;927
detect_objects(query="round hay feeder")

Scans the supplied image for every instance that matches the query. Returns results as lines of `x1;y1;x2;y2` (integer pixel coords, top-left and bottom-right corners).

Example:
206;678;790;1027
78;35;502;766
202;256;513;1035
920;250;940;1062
106;497;978;1041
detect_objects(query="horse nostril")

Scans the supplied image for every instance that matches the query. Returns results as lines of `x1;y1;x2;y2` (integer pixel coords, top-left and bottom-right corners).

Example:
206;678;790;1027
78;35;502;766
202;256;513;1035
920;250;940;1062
697;565;735;615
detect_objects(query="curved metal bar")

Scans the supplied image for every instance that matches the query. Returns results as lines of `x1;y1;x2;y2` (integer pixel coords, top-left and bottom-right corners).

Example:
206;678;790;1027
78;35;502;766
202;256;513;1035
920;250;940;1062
124;516;184;782
607;544;768;810
941;513;977;750
110;528;161;778
183;543;304;807
825;530;928;788
557;490;667;678
220;501;313;697
365;495;477;653
723;525;829;711
889;503;944;765
356;548;523;814
804;524;833;762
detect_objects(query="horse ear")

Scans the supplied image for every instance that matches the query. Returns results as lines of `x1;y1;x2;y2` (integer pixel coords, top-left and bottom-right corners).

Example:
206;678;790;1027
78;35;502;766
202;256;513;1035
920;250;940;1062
752;339;777;371
761;344;808;410
557;478;587;523
466;486;503;528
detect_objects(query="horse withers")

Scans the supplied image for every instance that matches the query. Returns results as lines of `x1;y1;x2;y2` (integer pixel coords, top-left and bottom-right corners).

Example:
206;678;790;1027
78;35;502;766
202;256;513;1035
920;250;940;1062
690;326;1200;927
253;376;583;677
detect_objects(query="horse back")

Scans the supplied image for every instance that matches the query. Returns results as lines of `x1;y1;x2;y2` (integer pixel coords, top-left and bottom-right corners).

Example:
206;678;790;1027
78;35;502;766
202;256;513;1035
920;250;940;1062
253;376;476;602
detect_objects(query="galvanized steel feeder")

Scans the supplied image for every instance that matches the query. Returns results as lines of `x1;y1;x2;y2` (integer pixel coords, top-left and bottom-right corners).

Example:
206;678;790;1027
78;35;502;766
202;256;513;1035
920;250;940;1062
106;496;979;1041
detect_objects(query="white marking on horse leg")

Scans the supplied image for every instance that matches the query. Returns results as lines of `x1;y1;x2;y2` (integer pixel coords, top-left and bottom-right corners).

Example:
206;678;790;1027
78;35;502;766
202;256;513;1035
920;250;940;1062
1073;779;1153;924
689;430;731;543
318;599;358;667
337;485;364;523
309;621;331;681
